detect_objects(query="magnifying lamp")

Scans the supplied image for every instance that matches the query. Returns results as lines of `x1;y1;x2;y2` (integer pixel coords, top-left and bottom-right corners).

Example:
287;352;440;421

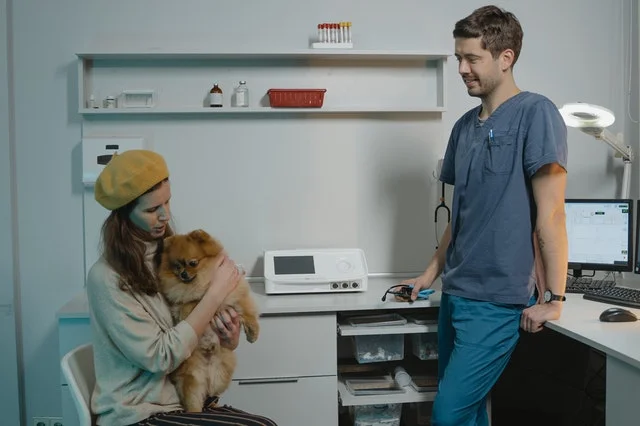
559;102;634;199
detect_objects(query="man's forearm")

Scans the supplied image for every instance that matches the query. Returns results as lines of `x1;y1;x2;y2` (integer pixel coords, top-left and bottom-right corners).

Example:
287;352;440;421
536;208;568;297
424;223;451;281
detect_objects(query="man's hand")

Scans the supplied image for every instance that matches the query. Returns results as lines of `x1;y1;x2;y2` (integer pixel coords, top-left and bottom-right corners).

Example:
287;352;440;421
521;302;562;333
400;274;434;301
212;307;241;350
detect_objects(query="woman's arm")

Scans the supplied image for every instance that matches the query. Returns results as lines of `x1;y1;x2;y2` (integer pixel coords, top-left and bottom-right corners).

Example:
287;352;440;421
184;255;239;337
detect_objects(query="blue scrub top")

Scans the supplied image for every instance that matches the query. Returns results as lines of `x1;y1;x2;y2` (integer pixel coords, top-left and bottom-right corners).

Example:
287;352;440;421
439;91;568;305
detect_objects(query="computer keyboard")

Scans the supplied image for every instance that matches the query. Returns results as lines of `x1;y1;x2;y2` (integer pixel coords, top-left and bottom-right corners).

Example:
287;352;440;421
583;286;640;309
565;276;616;294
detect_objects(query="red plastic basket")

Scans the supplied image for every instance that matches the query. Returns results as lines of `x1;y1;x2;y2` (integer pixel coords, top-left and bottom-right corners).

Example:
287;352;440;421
267;89;327;108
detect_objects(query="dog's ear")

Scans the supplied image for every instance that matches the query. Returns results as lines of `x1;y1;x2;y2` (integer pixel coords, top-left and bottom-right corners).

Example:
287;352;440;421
163;235;175;249
188;229;223;256
188;229;210;243
202;238;224;257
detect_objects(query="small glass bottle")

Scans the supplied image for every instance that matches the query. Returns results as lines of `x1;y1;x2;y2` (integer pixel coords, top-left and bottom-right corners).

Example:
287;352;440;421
232;81;249;107
209;83;223;107
105;95;116;108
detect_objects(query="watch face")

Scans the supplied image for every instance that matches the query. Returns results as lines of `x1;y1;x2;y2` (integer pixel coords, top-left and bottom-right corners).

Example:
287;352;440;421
544;290;551;303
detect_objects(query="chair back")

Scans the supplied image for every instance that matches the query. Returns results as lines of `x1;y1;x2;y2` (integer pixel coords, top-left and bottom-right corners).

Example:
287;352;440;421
61;343;96;426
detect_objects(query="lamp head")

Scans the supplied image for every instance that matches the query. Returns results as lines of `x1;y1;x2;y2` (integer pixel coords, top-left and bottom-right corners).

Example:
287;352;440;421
559;102;615;129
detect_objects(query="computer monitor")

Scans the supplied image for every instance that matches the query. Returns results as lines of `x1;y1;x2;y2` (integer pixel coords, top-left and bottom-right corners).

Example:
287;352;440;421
635;200;640;274
565;199;633;277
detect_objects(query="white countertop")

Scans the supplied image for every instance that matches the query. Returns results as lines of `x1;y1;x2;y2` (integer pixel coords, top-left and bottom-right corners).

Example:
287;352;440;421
57;274;640;370
57;276;442;319
546;275;640;370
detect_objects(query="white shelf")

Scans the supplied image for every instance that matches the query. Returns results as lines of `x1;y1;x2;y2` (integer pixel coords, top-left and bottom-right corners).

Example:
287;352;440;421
79;106;446;115
76;50;450;61
338;322;438;336
77;49;449;116
338;379;436;407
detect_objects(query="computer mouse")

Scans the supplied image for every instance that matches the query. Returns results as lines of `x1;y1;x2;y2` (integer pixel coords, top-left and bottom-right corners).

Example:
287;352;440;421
599;307;638;322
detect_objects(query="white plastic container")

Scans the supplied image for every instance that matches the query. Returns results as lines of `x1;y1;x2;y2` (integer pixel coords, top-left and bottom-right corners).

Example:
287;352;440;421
353;334;404;363
411;333;438;360
352;403;402;426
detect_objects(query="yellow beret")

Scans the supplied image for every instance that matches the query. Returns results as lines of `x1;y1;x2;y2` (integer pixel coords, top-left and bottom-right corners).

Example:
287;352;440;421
95;150;169;210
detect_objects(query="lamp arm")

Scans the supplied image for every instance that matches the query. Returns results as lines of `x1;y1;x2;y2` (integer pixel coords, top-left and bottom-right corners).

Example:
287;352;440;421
594;128;635;162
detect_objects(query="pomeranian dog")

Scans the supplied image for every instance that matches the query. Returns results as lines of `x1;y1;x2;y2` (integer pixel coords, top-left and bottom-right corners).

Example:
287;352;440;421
157;229;260;412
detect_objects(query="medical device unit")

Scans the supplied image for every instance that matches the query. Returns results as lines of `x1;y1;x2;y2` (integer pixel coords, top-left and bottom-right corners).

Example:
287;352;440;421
263;248;368;295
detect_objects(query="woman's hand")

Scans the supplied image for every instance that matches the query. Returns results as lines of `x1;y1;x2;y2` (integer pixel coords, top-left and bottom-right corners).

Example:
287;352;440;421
206;254;240;302
213;307;241;350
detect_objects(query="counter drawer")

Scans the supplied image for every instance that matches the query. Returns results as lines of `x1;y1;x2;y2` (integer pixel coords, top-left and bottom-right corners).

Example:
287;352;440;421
222;375;338;426
233;313;336;379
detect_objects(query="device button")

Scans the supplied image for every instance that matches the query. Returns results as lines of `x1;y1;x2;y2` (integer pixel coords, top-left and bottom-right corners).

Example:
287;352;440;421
337;260;352;272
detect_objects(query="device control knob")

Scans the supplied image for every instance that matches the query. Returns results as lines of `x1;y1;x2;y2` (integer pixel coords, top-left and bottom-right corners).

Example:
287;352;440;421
331;282;339;289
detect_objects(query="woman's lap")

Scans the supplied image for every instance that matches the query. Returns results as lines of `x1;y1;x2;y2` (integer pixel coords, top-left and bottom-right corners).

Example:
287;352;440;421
131;405;278;426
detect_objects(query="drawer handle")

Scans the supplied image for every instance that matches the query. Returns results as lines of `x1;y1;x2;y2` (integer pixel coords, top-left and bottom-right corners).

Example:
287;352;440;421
238;378;299;385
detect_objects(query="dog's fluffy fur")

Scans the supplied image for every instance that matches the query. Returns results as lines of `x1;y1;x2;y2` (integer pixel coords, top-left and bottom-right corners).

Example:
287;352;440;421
158;229;260;412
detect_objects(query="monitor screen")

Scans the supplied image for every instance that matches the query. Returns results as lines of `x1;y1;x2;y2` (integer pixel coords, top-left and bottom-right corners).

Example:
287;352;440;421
273;256;315;275
565;199;633;276
636;200;640;274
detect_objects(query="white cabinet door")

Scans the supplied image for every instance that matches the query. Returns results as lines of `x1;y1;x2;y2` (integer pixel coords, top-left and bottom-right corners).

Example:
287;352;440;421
221;375;338;426
234;313;336;379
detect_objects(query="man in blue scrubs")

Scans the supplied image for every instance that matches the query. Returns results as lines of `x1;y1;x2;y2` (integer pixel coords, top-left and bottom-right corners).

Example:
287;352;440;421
404;5;568;425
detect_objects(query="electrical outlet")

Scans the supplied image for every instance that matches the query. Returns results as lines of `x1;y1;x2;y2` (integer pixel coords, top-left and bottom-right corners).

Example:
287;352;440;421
33;417;49;426
82;137;144;186
32;416;63;426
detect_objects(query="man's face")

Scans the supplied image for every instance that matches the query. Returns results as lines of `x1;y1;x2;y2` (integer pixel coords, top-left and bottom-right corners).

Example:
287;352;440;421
455;37;504;99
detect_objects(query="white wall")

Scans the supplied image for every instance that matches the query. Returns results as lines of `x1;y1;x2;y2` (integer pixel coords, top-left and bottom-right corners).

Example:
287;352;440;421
0;0;23;424
7;0;635;422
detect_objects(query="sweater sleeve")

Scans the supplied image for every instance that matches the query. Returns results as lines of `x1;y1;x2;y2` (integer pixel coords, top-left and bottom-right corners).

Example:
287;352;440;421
86;260;199;374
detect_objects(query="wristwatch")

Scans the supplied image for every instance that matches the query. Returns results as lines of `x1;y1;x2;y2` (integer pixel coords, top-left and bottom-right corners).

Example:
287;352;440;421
544;290;566;303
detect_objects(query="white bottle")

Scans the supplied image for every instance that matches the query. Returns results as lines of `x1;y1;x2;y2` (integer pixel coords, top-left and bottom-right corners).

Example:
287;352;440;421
105;95;116;108
232;81;249;107
393;366;411;387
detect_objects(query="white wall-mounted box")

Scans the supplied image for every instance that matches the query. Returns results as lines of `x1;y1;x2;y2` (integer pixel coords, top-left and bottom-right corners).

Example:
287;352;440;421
81;137;144;186
120;90;155;108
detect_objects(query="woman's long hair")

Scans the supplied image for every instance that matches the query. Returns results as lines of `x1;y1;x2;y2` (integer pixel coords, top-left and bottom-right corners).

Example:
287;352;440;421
99;179;174;295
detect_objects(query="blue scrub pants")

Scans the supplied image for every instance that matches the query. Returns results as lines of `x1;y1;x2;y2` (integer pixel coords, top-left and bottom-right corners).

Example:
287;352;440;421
431;293;527;426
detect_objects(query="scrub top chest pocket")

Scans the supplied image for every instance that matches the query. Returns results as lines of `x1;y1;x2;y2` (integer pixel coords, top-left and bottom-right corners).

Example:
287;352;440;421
483;129;518;175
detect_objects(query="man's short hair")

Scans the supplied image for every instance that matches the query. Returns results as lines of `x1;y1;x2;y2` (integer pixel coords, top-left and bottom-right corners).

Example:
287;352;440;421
453;5;523;67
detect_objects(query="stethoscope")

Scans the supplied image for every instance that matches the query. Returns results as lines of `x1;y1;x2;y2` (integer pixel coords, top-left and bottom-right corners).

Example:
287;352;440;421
434;180;450;249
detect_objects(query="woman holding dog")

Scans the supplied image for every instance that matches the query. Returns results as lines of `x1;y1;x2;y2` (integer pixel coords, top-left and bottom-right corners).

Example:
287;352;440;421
86;149;277;426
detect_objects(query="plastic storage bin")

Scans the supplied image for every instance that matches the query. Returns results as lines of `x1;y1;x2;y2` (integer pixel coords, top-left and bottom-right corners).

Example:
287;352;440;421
353;334;404;363
411;333;438;360
352;403;402;426
404;402;433;426
267;89;326;107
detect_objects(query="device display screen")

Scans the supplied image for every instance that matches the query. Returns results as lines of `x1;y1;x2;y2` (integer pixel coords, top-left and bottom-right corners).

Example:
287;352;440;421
274;256;315;275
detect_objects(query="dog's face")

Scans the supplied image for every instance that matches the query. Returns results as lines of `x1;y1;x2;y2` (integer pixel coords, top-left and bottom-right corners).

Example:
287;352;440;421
159;229;224;294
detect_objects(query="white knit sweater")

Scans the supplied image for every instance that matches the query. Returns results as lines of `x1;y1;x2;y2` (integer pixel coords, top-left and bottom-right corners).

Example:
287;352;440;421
86;241;198;425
